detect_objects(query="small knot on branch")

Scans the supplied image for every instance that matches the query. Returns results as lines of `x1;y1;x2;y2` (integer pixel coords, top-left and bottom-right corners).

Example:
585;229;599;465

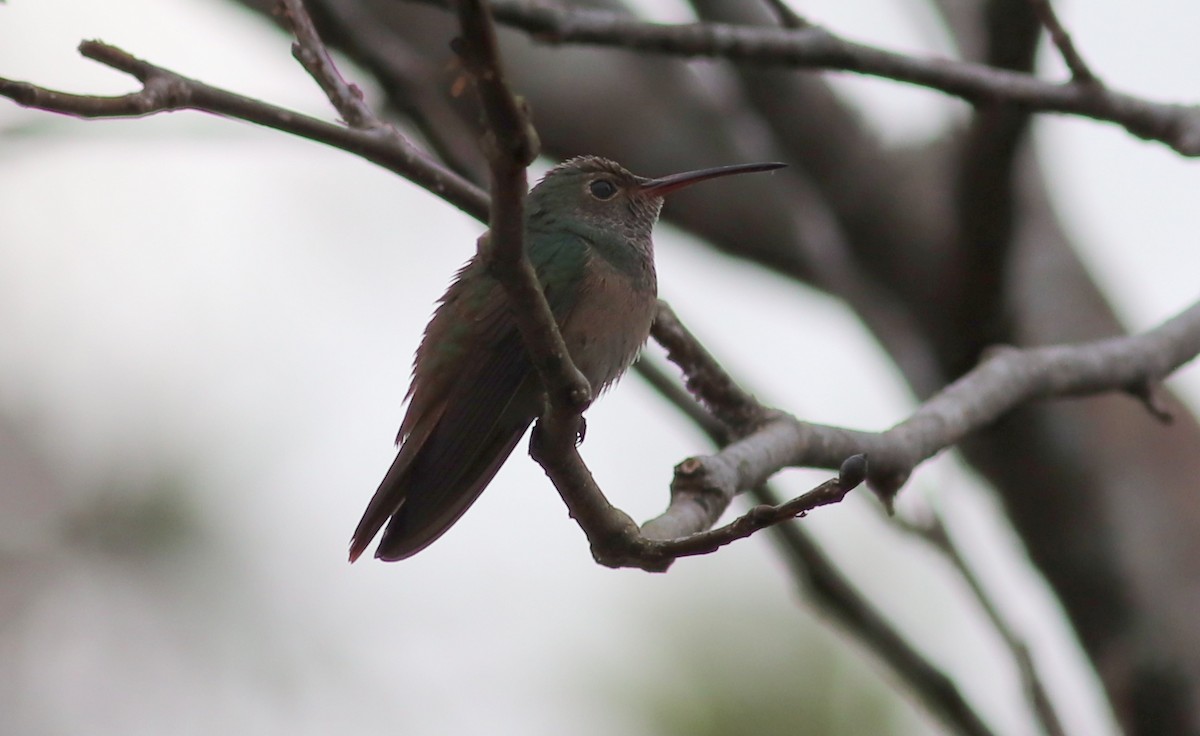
1127;381;1175;424
838;453;868;489
867;467;910;515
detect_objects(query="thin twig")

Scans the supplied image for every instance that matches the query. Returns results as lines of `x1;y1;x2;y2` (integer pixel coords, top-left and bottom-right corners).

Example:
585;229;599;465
0;40;488;221
636;356;996;736
758;0;808;29
409;0;1200;156
634;358;728;440
755;489;996;736
643;456;865;554
890;508;1065;736
649;301;767;434
277;0;381;128
301;0;486;180
1026;0;1099;85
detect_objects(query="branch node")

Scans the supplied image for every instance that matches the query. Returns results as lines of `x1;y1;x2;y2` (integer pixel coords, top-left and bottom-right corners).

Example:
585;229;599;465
868;470;908;515
1026;0;1101;86
760;0;809;30
839;453;868;488
1127;381;1176;425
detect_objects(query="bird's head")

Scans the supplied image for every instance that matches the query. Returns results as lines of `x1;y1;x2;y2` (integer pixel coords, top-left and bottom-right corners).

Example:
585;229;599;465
527;155;785;245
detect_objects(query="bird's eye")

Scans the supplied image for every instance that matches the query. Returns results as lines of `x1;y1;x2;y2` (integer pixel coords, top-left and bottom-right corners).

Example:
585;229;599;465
589;179;618;200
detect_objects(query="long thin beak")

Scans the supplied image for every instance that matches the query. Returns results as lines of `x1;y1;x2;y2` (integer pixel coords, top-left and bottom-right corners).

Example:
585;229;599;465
638;161;786;196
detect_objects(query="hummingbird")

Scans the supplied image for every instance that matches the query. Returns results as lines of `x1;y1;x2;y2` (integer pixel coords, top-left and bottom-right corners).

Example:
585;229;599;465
349;156;785;562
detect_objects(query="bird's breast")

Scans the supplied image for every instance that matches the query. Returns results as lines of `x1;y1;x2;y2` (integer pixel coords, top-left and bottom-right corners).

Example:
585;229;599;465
559;251;657;393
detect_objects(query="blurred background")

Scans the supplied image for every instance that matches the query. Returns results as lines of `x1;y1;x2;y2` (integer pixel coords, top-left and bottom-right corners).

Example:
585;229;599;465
1;1;1198;734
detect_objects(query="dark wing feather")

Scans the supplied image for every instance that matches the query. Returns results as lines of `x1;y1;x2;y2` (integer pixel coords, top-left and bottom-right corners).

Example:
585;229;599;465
348;234;586;562
373;331;538;560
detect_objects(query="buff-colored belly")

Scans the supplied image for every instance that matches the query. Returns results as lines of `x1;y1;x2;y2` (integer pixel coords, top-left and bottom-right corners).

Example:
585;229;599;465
560;254;657;394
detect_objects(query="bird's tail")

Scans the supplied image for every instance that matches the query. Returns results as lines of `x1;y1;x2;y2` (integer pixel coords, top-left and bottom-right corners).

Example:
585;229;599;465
348;408;533;563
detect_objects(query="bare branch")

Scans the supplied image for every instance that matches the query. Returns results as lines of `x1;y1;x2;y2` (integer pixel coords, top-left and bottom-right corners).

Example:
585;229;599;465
890;508;1065;736
278;0;382;128
634;358;728;440
757;487;997;736
1026;0;1099;85
298;0;486;180
648;301;767;434
0;40;488;221
5;17;1200;581
635;357;996;736
640;296;1200;534
1127;381;1176;424
452;0;591;418
940;0;1039;376
643;455;865;553
410;0;1200;156
757;0;808;30
451;0;643;566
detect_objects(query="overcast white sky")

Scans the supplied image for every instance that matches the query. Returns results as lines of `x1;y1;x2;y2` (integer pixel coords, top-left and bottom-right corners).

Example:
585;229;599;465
1;1;1197;734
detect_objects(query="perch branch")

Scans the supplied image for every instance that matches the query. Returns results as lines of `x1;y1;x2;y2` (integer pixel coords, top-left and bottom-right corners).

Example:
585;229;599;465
452;0;591;414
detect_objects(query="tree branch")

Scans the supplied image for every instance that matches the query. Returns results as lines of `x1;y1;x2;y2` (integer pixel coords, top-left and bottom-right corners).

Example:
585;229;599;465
889;505;1066;736
409;0;1200;156
756;487;997;736
452;0;592;418
298;0;487;180
757;0;808;30
940;0;1039;376
646;295;1200;526
635;356;996;736
279;0;382;128
449;0;643;567
0;39;488;221
1026;0;1098;85
6;7;1200;730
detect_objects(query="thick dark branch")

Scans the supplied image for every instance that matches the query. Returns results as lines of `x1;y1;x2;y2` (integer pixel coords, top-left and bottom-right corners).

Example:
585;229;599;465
410;0;1200;156
0;40;488;221
940;0;1039;376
